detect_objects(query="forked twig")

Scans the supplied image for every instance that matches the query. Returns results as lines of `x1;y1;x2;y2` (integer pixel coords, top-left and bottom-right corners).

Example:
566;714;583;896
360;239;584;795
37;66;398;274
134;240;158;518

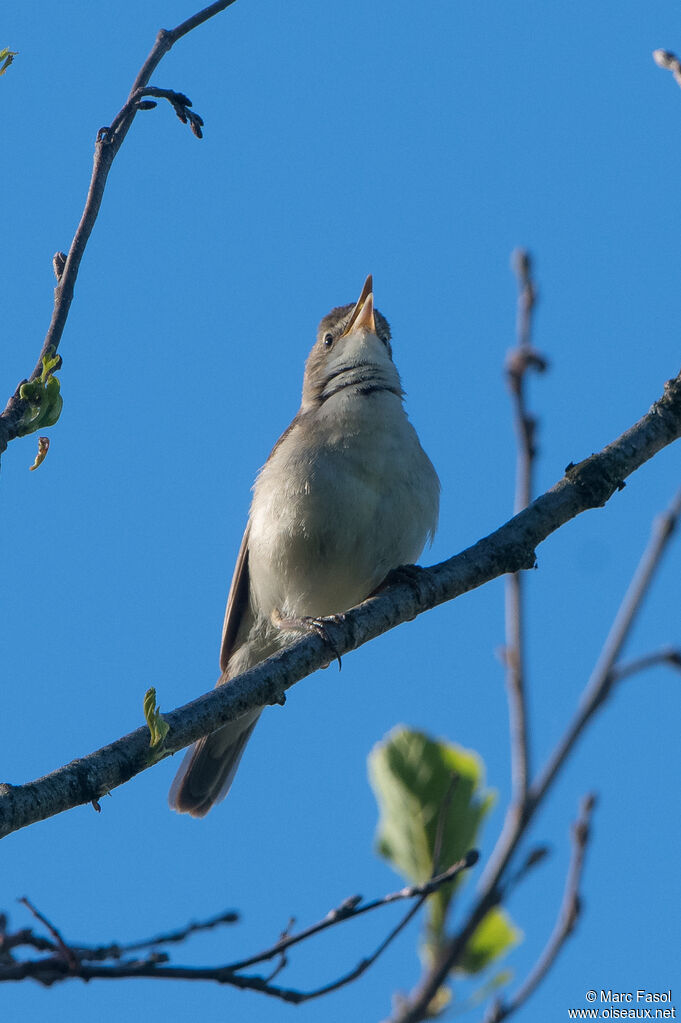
1;854;477;1000
18;897;77;972
483;795;596;1023
0;0;237;458
530;484;681;809
390;479;681;1023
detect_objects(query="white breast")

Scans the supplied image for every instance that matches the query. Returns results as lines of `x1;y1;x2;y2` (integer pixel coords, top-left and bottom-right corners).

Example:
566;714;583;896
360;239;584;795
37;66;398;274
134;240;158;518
247;389;439;621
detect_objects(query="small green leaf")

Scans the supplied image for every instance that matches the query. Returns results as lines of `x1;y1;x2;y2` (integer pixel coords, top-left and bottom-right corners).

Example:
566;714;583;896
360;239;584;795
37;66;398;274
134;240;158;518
0;48;18;76
144;687;169;749
40;348;62;383
458;907;522;975
369;727;495;943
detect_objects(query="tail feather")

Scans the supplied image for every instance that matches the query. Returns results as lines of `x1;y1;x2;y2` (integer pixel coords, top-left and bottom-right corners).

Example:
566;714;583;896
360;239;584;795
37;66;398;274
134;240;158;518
169;710;261;817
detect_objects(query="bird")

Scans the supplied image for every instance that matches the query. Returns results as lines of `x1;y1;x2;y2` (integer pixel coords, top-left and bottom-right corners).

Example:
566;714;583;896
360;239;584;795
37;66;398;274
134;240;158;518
169;275;440;817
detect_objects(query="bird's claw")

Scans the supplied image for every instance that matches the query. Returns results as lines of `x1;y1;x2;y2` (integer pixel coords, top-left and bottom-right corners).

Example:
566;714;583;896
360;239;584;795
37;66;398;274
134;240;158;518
272;610;345;669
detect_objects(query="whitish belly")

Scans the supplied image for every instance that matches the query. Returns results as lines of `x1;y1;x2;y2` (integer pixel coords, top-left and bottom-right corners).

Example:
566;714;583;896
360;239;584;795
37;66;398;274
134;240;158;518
247;431;437;619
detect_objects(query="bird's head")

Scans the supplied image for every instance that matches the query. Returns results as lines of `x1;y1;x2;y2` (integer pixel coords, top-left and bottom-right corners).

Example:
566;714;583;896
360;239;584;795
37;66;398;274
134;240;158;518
302;275;401;410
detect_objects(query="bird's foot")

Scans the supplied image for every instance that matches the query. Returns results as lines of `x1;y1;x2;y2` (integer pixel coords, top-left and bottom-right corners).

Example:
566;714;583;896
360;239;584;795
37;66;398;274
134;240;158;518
372;564;433;617
382;563;423;586
374;563;424;594
271;609;346;669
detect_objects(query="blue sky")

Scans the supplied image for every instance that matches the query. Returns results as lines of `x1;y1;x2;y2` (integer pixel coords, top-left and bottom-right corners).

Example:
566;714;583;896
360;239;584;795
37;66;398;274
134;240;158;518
2;1;681;1020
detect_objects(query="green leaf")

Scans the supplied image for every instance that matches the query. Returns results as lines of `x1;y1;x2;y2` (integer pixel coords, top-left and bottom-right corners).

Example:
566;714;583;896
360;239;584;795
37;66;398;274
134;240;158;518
368;726;495;943
40;349;62;383
144;687;169;749
0;48;17;76
458;907;522;975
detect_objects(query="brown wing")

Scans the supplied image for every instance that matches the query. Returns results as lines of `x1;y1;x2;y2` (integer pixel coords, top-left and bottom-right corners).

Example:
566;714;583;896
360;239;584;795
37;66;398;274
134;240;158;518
219;521;251;673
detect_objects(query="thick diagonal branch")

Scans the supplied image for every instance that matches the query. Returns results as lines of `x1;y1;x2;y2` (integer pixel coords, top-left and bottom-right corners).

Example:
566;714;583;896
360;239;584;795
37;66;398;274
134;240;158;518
1;369;681;840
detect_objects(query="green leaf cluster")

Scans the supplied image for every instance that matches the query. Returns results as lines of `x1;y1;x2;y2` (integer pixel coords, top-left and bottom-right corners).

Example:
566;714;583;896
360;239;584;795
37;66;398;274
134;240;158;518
17;348;63;437
369;727;521;1007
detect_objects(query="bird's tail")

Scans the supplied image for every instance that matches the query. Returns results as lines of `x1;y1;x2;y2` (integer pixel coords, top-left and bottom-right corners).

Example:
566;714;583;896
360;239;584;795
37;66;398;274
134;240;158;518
168;708;261;817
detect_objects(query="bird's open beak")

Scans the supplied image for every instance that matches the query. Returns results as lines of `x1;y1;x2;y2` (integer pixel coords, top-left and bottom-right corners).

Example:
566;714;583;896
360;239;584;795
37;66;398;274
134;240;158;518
343;274;376;335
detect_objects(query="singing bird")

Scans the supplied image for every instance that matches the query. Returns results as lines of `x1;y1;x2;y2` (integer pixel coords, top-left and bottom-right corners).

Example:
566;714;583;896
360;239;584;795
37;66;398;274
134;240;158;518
169;275;440;816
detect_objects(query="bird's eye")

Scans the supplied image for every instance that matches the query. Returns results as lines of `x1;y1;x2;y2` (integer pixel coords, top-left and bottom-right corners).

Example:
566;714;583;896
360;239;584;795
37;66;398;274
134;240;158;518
323;332;334;348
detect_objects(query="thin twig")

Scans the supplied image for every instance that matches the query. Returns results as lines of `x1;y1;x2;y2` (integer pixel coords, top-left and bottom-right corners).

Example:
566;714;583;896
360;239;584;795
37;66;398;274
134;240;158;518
0;926;57;956
0;854;477;997
131;87;205;138
2;907;239;965
0;0;237;458
18;898;77;971
504;249;546;808
287;894;430;1003
504;843;551;893
390;483;681;1023
610;646;681;683
112;909;239;955
226;852;477;972
483;795;596;1023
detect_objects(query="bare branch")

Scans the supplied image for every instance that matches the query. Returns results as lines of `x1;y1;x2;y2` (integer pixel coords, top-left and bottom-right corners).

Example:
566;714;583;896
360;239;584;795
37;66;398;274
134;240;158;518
0;0;238;459
390;482;681;1022
2;381;681;839
1;905;238;965
293;892;428;1003
222;852;478;974
0;854;477;998
529;483;681;811
504;248;546;808
483;795;596;1023
115;909;239;956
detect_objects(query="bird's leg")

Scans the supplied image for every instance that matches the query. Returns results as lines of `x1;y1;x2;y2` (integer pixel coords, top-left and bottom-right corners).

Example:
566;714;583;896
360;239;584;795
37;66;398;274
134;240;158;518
271;608;345;669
